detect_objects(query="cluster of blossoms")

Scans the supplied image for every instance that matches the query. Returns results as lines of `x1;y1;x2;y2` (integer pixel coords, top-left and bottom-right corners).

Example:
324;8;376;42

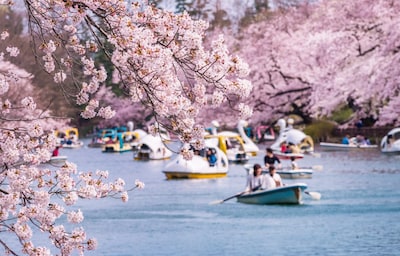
0;61;144;254
0;31;143;256
21;0;252;146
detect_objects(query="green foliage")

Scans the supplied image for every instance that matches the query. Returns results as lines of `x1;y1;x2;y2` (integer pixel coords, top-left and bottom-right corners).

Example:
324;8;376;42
303;120;336;141
330;105;353;124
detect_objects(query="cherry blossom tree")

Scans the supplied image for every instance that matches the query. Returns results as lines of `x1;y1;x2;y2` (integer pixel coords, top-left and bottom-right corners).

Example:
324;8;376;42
92;85;151;129
1;0;252;254
224;0;400;128
1;59;138;255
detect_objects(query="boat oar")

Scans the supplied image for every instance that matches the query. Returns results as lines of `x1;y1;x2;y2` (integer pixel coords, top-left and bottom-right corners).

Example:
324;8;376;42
305;191;321;200
209;191;247;205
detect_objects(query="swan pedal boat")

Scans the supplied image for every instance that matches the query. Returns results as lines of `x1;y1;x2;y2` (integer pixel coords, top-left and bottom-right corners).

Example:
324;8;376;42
134;134;173;160
270;118;314;154
273;151;304;160
237;120;260;156
320;142;378;150
237;183;308;205
162;145;228;179
204;132;249;164
380;127;400;154
55;127;84;149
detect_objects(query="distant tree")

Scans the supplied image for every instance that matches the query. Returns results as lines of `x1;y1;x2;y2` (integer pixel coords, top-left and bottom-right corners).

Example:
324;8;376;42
186;0;212;21
230;0;400;127
0;7;81;125
255;0;270;12
209;0;232;29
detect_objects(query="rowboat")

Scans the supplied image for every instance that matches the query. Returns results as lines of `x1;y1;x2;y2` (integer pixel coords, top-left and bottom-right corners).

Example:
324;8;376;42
320;142;378;150
276;168;313;179
237;183;308;205
46;155;68;165
380;128;400;154
243;164;312;179
162;143;229;179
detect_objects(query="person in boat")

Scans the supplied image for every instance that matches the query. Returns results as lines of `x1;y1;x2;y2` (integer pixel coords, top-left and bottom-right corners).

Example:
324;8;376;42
265;165;283;189
290;156;299;170
264;148;282;169
342;134;350;144
387;134;394;147
287;142;300;154
105;135;115;144
280;142;291;153
52;146;60;157
206;148;217;167
245;163;267;193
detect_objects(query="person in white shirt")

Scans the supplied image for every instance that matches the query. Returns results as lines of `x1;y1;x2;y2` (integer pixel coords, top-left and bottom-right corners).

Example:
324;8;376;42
245;164;267;192
290;156;299;170
265;165;283;189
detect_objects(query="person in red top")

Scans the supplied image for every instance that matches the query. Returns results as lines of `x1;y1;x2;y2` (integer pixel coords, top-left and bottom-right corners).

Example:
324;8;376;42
52;146;60;157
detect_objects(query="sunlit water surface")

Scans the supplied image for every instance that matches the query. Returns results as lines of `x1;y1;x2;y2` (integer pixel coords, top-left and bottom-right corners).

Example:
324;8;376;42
5;139;400;255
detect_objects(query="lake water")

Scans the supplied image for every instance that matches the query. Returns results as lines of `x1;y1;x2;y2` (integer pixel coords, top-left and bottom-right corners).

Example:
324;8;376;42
12;139;400;255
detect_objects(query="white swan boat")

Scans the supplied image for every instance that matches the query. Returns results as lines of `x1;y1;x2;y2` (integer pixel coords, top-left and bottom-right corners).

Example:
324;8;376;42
162;143;229;179
129;129;148;151
273;151;304;160
380;128;400;153
237;120;260;156
133;134;173;160
204;131;249;163
270;118;314;154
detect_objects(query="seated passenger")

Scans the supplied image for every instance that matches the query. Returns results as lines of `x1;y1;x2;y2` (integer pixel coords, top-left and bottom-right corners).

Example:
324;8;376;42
206;148;217;166
245;164;267;192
